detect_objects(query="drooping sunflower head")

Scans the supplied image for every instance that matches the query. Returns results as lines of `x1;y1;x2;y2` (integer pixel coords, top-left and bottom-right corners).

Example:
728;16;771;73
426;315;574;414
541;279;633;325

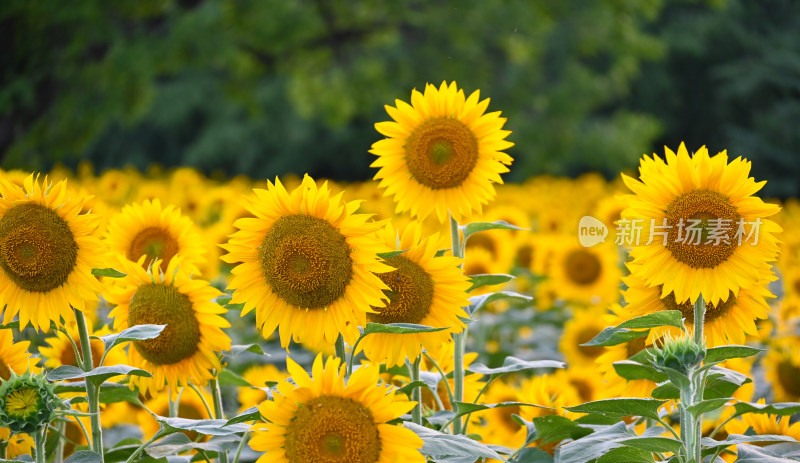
250;354;425;463
106;256;230;397
221;175;393;348
0;371;59;435
622;143;781;305
0;174;105;331
104;198;207;275
360;221;470;366
371;81;514;223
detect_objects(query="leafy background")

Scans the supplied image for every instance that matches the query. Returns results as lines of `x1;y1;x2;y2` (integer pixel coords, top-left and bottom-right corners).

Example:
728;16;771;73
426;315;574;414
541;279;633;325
2;0;799;196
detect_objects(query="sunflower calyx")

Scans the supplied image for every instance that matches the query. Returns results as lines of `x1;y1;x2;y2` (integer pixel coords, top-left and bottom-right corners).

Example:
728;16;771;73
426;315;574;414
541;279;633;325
649;335;706;376
0;370;59;434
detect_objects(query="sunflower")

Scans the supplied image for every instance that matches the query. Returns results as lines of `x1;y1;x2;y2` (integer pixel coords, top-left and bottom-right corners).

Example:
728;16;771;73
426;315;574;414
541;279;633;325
622;265;775;347
106;256;231;397
762;339;800;402
549;241;621;306
359;221;470;367
0;329;38;380
238;363;289;413
104;198;207;274
621;143;781;305
559;307;611;368
221;175;393;348
0;174;104;331
370;81;514;223
250;355;425;463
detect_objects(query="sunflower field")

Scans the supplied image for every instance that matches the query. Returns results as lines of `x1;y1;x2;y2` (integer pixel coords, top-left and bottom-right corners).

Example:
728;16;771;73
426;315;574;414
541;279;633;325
0;80;799;463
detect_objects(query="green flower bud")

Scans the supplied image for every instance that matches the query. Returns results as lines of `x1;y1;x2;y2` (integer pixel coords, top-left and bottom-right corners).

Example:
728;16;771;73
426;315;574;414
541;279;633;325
0;371;59;435
650;334;706;375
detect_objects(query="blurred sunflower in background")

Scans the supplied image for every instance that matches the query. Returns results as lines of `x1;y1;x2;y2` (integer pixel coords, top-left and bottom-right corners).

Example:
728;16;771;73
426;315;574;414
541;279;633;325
0;174;104;331
359;221;471;367
371;81;514;223
138;388;213;440
106;256;230;397
104;198;207;274
250;355;425;463
622;143;781;305
222;175;392;348
237;363;289;413
550;241;621;306
0;329;38;380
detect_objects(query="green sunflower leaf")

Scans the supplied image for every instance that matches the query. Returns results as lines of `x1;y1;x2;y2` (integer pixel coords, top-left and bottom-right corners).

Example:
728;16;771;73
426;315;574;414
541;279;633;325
466;273;514;292
48;365;152;386
564;398;667;421
734;443;800;463
158;417;250;436
362;323;449;335
704;345;764;364
395;380;428;397
98;324;167;352
612;361;668;383
701;434;799;452
91;268;126;278
686;398;731;416
217;368;251;387
461;221;526;244
532;415;593;446
468;356;564;375
583;327;649;347
64;450;103;463
467;291;533;315
377;249;409;259
616;310;685;331
224;407;260;426
404;422;505;461
732;401;800;417
224;344;265;357
54;381;141;405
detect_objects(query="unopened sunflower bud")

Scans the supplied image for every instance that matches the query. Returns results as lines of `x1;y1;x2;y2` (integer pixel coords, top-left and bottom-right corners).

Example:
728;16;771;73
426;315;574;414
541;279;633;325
650;334;706;375
0;371;59;435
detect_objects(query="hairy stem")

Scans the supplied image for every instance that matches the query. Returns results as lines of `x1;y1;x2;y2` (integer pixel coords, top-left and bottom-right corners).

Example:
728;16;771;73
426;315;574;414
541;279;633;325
75;309;104;460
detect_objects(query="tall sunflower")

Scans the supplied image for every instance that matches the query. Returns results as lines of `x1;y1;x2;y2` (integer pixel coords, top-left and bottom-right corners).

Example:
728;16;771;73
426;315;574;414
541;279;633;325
370;81;514;223
250;355;425;463
359;221;470;367
0;174;104;331
104;198;207;274
622;266;775;347
221;175;392;348
622;143;781;305
106;256;231;397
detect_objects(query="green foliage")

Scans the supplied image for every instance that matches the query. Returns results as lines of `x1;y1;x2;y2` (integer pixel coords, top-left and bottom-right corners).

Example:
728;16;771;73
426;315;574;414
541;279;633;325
1;0;664;180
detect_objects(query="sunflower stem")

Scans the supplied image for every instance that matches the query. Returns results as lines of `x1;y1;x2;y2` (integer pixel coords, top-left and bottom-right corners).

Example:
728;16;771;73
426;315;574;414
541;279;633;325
232;430;250;463
449;215;466;434
693;294;705;347
410;355;423;425
210;376;230;463
334;334;347;368
55;419;65;463
35;426;46;463
75;309;104;460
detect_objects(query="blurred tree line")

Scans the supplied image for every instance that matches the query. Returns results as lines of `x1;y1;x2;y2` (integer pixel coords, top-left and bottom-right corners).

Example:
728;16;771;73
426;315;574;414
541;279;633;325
1;0;798;196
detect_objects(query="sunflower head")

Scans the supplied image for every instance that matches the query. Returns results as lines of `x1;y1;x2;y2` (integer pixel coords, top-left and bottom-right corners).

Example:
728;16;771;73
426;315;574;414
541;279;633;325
649;333;705;375
0;174;104;331
221;175;393;348
622;143;781;305
0;371;58;435
371;81;514;223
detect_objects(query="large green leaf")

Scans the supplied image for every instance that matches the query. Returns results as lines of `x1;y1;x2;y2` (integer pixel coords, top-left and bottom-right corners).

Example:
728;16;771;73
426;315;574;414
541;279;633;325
362;323;449;335
733;401;800;417
704;345;763;364
612;361;667;382
404;422;504;461
583;327;649;347
48;364;152;386
158;417;250;436
466;273;514;292
468;356;564;375
564;398;667;420
98;324;166;352
617;310;685;330
467;291;532;315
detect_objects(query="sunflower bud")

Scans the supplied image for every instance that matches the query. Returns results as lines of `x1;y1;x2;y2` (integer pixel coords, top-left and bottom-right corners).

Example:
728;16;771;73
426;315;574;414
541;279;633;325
650;334;706;375
0;371;59;435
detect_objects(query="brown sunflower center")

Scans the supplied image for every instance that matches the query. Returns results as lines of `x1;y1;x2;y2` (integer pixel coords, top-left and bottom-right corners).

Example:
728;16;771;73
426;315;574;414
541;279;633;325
576;327;605;359
494;396;521;432
368;256;434;325
0;203;77;293
665;190;741;269
259;215;353;310
792;278;800;296
127;226;179;271
660;288;738;323
564;250;602;286
516;245;533;269
128;283;201;365
0;360;11;381
285;395;381;463
464;260;489;276
405;117;479;189
777;360;800;398
569;377;594;402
